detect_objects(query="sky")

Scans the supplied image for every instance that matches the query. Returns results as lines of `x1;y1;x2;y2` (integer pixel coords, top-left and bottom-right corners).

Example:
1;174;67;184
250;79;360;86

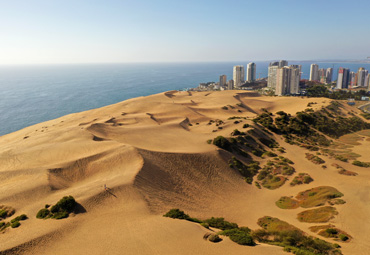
1;0;370;64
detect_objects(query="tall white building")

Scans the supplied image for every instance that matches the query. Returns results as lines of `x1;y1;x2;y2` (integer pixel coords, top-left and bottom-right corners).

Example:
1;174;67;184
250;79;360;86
219;75;227;87
268;62;279;88
309;64;319;81
276;67;291;96
246;62;256;82
233;65;245;88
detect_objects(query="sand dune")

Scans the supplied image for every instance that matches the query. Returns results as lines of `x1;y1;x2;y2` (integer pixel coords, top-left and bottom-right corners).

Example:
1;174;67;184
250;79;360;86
0;90;369;254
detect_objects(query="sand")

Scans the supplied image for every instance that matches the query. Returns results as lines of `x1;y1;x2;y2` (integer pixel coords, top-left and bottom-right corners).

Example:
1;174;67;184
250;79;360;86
0;90;368;255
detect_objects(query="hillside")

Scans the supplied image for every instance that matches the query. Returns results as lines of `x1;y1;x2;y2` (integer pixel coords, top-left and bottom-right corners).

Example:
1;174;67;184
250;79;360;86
0;90;369;255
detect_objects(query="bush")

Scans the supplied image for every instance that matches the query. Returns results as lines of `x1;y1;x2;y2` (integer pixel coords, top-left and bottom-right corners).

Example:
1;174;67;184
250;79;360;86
213;136;231;150
36;196;77;220
200;222;209;229
10;221;20;228
52;211;69;220
339;234;349;241
36;209;51;219
164;209;190;220
208;234;222;243
243;124;250;128
163;209;201;223
204;217;238;230
352;160;370;167
11;214;27;223
326;228;338;235
220;228;255;246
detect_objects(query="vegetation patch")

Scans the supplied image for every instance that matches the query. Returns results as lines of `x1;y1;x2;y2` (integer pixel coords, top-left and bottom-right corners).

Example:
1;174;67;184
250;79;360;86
229;157;260;184
296;186;343;208
305;153;325;164
36;196;77;220
261;175;286;190
164;209;255;246
0;206;15;220
352;160;370;168
338;168;358;176
219;228;255;246
290;173;313;186
297;206;338;223
309;225;352;242
275;196;300;209
255;216;342;255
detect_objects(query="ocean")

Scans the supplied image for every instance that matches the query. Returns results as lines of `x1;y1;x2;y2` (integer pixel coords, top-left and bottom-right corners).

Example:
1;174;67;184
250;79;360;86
1;61;370;136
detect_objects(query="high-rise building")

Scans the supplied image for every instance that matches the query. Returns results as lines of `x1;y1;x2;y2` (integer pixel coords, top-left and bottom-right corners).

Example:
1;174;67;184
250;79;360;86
227;80;234;90
276;67;291;96
279;60;288;68
357;67;369;87
337;68;350;89
268;62;279;88
367;74;370;91
310;64;319;81
319;68;327;83
364;73;369;90
349;72;356;87
219;75;227;87
246;62;256;82
233;65;245;88
326;68;333;83
289;65;301;94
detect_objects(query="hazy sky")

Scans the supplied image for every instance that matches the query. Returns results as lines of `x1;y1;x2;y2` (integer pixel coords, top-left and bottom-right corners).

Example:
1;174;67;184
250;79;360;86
1;0;370;64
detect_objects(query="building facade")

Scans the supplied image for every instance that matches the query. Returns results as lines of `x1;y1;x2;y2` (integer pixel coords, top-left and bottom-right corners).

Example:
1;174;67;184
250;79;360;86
246;62;256;82
219;75;227;88
267;62;279;88
326;68;333;83
227;79;234;90
309;64;319;81
233;65;245;88
357;67;369;87
337;67;350;89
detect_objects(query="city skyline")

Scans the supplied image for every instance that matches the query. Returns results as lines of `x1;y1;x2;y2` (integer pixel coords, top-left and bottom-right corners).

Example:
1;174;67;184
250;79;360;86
1;0;370;65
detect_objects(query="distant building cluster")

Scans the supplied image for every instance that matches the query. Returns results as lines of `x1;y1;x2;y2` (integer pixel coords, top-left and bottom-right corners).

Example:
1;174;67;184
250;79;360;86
310;64;370;90
267;60;301;96
195;61;370;94
197;62;258;91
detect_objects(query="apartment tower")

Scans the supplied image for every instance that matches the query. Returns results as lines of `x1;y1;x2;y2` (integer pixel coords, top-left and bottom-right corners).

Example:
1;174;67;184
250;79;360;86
233;65;245;88
246;62;256;82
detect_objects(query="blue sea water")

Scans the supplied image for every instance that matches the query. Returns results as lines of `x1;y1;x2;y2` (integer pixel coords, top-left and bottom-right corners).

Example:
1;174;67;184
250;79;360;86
1;62;370;136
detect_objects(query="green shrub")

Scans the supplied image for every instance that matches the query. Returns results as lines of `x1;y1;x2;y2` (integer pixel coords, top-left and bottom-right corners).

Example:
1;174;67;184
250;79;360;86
200;222;209;229
164;209;190;220
11;214;27;223
0;210;7;218
52;211;69;220
243;124;250;128
204;217;238;230
36;209;51;219
163;209;201;223
352;160;370;167
208;234;222;243
326;228;338;235
10;221;20;228
339;234;349;241
220;228;255;246
207;139;212;144
213;136;231;150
